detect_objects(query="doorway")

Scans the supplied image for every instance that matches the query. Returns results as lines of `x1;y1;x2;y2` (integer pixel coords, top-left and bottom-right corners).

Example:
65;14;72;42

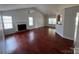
0;12;5;54
74;13;79;54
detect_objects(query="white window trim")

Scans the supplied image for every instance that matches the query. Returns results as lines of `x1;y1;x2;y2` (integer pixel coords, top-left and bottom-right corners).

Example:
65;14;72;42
3;16;13;30
28;17;34;26
48;17;57;25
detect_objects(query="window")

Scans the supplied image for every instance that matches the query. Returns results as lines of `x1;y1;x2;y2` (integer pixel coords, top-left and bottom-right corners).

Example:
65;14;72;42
48;18;57;24
3;16;13;29
28;17;33;26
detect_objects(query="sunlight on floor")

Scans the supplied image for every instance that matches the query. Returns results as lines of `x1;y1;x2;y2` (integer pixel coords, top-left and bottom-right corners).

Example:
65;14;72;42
6;37;18;53
48;28;56;36
29;31;35;43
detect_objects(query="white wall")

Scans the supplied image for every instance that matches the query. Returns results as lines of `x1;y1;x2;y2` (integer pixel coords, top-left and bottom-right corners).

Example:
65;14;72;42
56;9;65;37
56;6;79;41
56;24;64;37
2;9;44;35
2;10;17;34
27;10;44;29
44;14;56;27
63;6;79;40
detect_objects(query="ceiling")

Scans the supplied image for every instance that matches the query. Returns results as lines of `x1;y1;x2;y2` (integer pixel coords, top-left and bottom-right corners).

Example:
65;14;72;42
0;4;79;15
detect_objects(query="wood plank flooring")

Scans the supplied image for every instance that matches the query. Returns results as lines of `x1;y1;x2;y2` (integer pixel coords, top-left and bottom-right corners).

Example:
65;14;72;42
5;27;74;54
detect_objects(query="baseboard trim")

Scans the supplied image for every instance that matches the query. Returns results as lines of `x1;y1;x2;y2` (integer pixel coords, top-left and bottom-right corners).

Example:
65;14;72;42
5;30;29;37
63;36;74;40
56;32;74;40
44;26;56;29
5;26;55;37
56;31;63;37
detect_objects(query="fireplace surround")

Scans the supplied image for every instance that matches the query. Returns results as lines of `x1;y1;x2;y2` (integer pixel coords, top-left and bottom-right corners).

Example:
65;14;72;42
18;24;26;31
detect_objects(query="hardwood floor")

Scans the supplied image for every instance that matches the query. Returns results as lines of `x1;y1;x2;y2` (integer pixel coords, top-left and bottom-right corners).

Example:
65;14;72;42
5;27;74;54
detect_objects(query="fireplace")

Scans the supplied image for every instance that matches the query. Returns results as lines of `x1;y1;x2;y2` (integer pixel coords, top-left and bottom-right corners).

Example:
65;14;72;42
18;24;26;31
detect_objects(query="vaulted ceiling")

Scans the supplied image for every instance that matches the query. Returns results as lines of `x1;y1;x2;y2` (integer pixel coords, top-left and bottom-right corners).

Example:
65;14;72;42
0;4;79;15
